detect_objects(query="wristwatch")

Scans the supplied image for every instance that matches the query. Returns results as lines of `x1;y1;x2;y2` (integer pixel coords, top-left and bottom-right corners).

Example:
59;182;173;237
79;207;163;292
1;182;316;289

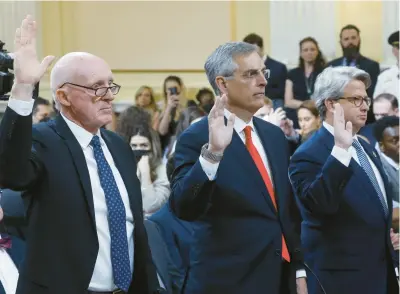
201;143;224;162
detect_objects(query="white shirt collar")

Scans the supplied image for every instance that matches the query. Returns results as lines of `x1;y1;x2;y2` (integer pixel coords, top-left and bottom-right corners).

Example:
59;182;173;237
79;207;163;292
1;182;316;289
60;113;103;149
381;152;399;170
322;121;358;141
224;108;255;134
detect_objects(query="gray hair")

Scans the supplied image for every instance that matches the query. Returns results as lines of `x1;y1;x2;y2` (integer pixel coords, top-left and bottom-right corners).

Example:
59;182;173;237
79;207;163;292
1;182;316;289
312;66;371;119
204;42;258;94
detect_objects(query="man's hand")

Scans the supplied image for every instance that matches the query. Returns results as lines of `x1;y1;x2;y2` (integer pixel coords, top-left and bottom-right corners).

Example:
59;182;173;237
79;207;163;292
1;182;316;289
280;118;296;137
296;277;308;294
12;15;55;100
266;107;286;126
390;228;399;251
207;94;235;154
333;103;353;150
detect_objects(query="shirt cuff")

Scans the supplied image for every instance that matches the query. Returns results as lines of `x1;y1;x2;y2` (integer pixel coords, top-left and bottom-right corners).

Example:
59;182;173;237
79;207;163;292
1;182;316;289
331;145;352;167
296;269;307;278
393;201;399;209
199;155;219;181
8;98;34;116
396;267;398;277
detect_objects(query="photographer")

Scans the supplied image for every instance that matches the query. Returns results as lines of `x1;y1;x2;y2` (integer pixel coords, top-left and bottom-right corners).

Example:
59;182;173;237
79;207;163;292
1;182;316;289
0;40;39;98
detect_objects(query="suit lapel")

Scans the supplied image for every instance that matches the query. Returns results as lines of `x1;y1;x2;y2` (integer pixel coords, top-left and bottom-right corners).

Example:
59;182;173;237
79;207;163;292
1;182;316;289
0;279;5;294
358;139;392;219
253;119;285;212
49;116;96;231
226;125;277;213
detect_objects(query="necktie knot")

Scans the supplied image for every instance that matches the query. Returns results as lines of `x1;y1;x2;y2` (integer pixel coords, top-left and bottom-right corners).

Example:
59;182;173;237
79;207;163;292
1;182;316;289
90;135;101;149
244;126;252;141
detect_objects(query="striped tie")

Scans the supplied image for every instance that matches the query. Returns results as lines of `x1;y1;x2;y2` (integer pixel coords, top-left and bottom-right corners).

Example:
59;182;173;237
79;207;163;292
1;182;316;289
352;140;388;216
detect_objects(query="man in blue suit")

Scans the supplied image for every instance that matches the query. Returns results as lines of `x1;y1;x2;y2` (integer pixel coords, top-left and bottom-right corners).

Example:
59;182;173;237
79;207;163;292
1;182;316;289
289;66;398;294
170;42;306;294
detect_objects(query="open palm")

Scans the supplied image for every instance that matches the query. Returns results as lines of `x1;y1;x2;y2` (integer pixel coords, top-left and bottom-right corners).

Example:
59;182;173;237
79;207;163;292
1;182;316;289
13;15;54;85
208;94;235;153
333;103;353;150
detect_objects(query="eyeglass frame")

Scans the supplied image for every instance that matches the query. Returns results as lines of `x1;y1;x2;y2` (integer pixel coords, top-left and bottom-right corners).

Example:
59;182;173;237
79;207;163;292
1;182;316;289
58;82;121;98
336;96;371;107
224;68;270;81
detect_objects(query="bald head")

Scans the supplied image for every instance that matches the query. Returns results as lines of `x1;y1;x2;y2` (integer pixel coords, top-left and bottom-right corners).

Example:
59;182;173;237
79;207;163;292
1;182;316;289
50;52;111;109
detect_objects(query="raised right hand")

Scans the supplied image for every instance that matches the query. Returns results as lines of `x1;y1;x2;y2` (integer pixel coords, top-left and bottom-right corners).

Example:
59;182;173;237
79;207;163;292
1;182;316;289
333;103;353;150
13;15;55;87
208;94;235;153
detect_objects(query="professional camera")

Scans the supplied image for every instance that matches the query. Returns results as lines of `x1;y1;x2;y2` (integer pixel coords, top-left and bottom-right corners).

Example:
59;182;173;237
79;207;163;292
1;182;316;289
0;40;39;100
0;40;14;97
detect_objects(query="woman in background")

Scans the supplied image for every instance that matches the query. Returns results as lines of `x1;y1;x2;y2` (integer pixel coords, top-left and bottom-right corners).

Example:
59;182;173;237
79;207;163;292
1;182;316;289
134;85;161;130
117;106;170;216
285;37;326;128
296;100;320;143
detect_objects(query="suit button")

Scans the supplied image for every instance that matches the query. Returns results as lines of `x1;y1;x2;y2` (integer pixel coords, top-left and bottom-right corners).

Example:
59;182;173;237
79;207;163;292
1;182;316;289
275;249;281;257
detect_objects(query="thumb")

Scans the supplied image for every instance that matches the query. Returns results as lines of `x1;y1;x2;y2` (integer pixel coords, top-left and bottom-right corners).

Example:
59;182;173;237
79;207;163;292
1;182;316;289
39;55;55;77
345;121;353;134
227;113;235;128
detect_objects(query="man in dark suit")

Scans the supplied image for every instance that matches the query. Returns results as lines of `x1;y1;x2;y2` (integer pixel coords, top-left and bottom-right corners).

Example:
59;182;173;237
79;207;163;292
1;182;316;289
289;66;398;294
0;190;27;239
0;16;163;294
169;41;306;294
328;24;380;124
149;203;194;291
0;234;26;294
243;33;288;109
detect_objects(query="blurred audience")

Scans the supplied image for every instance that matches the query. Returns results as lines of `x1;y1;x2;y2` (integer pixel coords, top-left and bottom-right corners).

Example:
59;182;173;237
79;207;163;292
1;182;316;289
285;37;326;128
328;24;380;123
116;106;170;216
195;88;215;114
32;97;52;124
374;30;399;100
296;100;320;143
135;85;161;130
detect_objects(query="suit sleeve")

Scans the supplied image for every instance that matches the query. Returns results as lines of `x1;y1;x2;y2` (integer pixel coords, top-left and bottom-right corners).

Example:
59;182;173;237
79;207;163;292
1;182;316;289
169;126;217;221
289;149;353;215
0;107;43;191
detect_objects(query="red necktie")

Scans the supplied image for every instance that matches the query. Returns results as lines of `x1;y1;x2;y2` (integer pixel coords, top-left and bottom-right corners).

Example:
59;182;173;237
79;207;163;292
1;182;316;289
243;126;290;262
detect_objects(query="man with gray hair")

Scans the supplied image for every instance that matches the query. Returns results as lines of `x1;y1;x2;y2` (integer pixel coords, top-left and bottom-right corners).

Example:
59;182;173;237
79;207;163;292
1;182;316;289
289;66;398;294
170;41;307;293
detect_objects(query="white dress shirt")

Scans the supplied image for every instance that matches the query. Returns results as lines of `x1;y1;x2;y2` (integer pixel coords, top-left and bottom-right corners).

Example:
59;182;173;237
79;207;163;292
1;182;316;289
7;97;165;291
200;109;306;278
0;235;19;294
323;122;388;207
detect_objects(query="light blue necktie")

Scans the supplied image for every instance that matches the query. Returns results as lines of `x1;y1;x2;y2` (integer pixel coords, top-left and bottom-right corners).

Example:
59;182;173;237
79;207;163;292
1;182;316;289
352;140;388;217
90;135;132;292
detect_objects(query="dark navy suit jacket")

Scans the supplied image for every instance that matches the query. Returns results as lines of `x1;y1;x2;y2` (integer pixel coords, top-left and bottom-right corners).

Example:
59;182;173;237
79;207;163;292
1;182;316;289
289;126;398;294
169;117;303;294
150;203;194;292
0;235;26;294
265;56;287;100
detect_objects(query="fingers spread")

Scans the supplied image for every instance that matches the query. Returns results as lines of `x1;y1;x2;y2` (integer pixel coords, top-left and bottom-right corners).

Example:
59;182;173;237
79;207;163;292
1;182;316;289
14;28;21;51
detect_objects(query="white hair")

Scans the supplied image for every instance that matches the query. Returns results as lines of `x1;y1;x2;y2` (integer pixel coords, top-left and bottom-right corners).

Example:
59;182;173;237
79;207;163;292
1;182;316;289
50;52;97;110
311;66;371;119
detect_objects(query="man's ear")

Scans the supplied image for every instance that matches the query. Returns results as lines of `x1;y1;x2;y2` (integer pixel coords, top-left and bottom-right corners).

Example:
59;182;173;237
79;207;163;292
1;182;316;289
56;89;70;107
325;99;335;114
216;76;228;95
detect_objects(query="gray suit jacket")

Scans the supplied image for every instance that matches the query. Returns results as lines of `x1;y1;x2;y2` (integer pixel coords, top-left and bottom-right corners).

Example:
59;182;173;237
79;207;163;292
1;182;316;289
380;155;399;203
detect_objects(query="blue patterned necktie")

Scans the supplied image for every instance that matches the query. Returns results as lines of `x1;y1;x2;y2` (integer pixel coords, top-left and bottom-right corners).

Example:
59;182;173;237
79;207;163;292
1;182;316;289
352;140;388;216
90;135;132;292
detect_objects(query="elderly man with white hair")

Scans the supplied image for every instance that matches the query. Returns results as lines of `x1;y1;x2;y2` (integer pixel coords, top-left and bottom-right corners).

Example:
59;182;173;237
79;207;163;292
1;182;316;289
289;66;399;294
0;16;165;294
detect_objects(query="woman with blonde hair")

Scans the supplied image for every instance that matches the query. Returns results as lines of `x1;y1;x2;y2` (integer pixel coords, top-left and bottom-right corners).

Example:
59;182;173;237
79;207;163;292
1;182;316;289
135;85;161;130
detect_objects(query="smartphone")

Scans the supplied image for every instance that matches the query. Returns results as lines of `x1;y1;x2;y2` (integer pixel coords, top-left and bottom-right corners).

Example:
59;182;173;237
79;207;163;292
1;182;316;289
168;87;178;95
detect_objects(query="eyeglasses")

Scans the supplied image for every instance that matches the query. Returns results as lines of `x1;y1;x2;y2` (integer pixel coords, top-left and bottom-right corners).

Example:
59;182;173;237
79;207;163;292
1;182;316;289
59;82;121;98
241;69;270;80
337;96;371;107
